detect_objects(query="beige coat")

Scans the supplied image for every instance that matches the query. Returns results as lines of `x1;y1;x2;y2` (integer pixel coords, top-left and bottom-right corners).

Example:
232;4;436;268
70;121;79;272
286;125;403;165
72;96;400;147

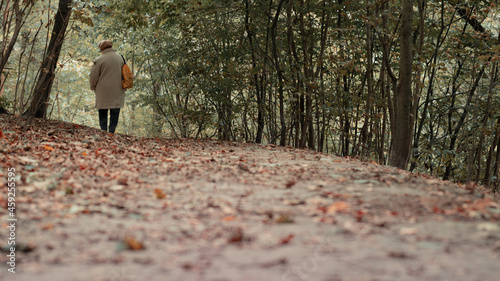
89;48;125;109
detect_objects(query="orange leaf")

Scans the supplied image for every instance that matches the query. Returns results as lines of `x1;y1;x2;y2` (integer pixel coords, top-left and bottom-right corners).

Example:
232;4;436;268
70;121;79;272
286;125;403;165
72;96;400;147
41;223;54;230
124;235;145;251
327;201;349;214
222;216;236;222
154;188;166;199
43;145;54;151
82;152;87;156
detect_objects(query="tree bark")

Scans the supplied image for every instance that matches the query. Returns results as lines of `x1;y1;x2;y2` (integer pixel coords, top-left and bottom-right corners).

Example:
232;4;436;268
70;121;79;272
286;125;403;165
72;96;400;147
0;0;34;114
1;0;34;74
388;0;413;169
454;6;485;33
443;66;485;180
270;0;287;146
25;0;73;119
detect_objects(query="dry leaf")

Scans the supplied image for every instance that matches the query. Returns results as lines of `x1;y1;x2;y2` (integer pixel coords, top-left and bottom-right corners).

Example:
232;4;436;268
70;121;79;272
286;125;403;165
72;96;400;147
432;206;444;214
41;223;54;230
222;216;236;222
228;227;244;243
43;145;54;151
278;234;295;245
355;210;365;222
469;198;494;212
276;214;295;223
327;201;349;214
285;179;297;188
154;188;166;199
124;235;145;250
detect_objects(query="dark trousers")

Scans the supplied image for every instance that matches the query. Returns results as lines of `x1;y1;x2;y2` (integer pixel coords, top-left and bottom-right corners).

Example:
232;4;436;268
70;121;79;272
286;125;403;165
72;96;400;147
99;108;120;133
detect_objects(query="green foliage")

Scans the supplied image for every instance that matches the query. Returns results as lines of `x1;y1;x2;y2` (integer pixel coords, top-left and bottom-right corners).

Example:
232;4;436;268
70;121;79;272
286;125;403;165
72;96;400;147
0;96;11;111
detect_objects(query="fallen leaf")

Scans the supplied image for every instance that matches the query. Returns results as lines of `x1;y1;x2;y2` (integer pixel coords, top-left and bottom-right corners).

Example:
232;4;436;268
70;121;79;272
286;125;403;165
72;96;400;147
432;205;444;214
276;214;295;223
278;234;295;245
327;201;349;214
306;197;329;206
124;235;145;251
355;210;364;222
154;188;166;199
181;262;195;271
222;216;236;222
469;198;494;212
317;206;327;213
318;216;337;224
41;223;54;230
238;164;251;172
228;227;245;243
388;251;412;259
43;145;54;151
285;179;297;188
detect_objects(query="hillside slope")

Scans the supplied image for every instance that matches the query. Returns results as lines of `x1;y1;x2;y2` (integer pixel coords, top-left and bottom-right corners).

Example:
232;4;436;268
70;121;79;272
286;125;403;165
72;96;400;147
1;116;499;281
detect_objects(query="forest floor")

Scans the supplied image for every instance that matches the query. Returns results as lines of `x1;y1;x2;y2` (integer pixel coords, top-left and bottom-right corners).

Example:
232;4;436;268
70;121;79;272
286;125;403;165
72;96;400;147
0;115;499;281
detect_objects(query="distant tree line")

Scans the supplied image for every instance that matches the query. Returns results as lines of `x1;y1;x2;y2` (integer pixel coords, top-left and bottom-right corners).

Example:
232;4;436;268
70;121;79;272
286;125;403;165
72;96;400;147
1;0;499;188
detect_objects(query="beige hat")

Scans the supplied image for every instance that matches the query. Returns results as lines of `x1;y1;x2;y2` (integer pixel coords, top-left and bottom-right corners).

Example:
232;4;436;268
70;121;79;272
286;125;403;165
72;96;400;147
98;40;113;51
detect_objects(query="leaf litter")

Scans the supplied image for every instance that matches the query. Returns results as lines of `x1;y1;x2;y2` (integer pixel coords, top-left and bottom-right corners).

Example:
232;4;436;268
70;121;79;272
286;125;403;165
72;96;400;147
0;116;499;281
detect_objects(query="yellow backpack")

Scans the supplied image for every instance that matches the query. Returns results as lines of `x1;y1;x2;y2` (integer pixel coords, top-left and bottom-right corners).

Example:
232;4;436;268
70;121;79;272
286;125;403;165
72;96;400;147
121;55;133;89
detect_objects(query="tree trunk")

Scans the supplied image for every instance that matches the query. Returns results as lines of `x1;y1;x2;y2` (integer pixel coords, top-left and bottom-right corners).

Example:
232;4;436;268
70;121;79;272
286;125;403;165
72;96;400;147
25;0;73;119
443;66;485;180
484;117;500;188
1;0;34;114
475;62;498;182
361;3;373;157
388;0;413;169
1;0;34;74
270;0;287;146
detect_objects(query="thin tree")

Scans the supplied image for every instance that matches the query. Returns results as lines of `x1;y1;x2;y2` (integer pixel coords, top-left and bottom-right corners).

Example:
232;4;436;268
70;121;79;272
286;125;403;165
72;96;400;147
0;0;35;113
0;0;34;75
388;0;413;169
25;0;73;119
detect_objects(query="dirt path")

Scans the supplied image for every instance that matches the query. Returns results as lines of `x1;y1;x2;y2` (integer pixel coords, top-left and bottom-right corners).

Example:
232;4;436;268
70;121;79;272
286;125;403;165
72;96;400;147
1;117;499;281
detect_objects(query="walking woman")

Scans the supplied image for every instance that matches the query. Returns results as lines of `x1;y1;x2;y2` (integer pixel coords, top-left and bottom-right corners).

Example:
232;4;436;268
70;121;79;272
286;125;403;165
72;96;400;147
89;40;125;134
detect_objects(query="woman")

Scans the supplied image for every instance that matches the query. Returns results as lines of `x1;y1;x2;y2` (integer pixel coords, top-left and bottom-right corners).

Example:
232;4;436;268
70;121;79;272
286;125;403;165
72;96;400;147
89;40;125;134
